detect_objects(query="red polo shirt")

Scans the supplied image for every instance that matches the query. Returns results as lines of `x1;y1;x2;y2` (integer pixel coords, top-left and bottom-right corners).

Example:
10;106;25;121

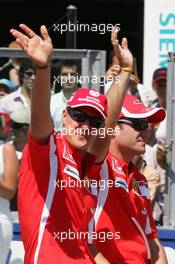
91;152;158;264
18;131;100;264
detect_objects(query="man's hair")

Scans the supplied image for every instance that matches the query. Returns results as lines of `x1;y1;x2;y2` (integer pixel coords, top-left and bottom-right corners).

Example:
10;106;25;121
52;60;80;93
57;60;79;73
18;58;36;85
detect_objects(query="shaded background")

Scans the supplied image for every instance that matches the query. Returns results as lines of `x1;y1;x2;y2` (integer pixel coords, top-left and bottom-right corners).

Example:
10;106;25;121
0;0;144;80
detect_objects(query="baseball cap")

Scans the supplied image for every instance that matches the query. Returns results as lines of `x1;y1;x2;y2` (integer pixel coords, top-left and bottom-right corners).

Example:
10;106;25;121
152;68;167;86
0;78;16;90
119;95;166;123
10;107;30;124
66;88;108;119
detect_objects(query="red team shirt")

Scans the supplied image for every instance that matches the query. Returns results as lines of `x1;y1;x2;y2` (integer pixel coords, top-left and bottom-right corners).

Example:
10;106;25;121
18;131;100;264
90;152;158;264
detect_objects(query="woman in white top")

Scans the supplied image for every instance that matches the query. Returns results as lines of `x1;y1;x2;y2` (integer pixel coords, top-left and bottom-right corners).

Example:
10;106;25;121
0;113;18;263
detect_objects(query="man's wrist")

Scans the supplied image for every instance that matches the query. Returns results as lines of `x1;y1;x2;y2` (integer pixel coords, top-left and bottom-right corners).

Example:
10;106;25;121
36;62;51;69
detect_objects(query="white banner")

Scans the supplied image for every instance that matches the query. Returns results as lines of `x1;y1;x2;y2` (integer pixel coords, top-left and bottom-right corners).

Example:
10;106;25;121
143;0;175;99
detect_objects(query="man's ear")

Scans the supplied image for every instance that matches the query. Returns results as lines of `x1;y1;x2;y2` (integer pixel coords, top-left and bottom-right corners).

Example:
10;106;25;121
152;83;156;91
62;109;67;123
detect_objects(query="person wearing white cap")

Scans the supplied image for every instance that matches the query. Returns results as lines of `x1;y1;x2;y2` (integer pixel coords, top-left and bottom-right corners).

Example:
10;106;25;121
50;60;80;131
89;95;168;263
10;23;133;263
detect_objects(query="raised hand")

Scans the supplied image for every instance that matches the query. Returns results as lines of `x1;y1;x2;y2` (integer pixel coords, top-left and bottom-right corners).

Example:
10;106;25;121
156;140;168;169
111;27;133;67
10;24;53;67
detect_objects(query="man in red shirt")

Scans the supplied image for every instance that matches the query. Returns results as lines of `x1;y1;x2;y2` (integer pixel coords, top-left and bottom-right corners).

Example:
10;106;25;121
10;25;133;263
89;95;168;264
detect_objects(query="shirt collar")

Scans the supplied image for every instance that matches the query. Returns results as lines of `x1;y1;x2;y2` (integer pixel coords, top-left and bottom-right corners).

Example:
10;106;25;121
62;134;97;179
109;152;137;183
60;90;67;103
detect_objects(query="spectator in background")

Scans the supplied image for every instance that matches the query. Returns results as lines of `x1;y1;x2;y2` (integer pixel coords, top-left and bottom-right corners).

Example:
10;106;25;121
8;40;22;86
50;60;80;130
151;68;167;150
10;107;30;160
144;67;167;225
0;58;35;115
151;68;167;109
105;52;150;106
0;113;18;264
0;78;16;98
132;154;160;208
9;107;30;213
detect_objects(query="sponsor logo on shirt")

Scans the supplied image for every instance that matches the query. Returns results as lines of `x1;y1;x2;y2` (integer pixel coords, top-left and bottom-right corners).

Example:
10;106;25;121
63;164;80;180
114;177;128;192
111;157;125;175
137;180;150;198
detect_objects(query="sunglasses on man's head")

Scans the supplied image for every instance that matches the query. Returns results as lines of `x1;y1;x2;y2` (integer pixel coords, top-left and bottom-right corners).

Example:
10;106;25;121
66;106;105;129
117;118;148;131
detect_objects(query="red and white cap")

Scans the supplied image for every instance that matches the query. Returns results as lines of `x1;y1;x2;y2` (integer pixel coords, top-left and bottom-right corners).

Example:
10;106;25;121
67;88;108;119
119;95;166;123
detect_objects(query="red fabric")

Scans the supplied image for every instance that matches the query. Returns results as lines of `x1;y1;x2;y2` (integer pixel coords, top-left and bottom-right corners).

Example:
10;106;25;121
67;88;108;119
93;153;158;264
0;112;11;132
18;131;100;264
119;95;166;123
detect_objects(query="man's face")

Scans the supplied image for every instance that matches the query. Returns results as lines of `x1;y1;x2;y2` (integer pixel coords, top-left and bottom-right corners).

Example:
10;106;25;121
22;69;36;91
62;106;104;151
153;79;166;100
114;118;149;158
60;65;78;92
10;123;29;152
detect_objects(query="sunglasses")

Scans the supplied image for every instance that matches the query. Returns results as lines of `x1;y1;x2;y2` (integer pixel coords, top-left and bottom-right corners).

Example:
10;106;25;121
24;71;36;78
118;118;148;131
66;106;105;128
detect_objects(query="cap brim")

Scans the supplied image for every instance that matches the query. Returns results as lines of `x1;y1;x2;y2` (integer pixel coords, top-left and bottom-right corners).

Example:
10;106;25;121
10;108;30;124
121;107;166;123
67;103;106;119
153;76;166;85
0;81;15;90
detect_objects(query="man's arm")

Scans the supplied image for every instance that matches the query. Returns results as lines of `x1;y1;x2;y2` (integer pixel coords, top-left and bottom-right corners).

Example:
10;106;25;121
89;28;133;163
10;24;54;143
148;237;168;264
